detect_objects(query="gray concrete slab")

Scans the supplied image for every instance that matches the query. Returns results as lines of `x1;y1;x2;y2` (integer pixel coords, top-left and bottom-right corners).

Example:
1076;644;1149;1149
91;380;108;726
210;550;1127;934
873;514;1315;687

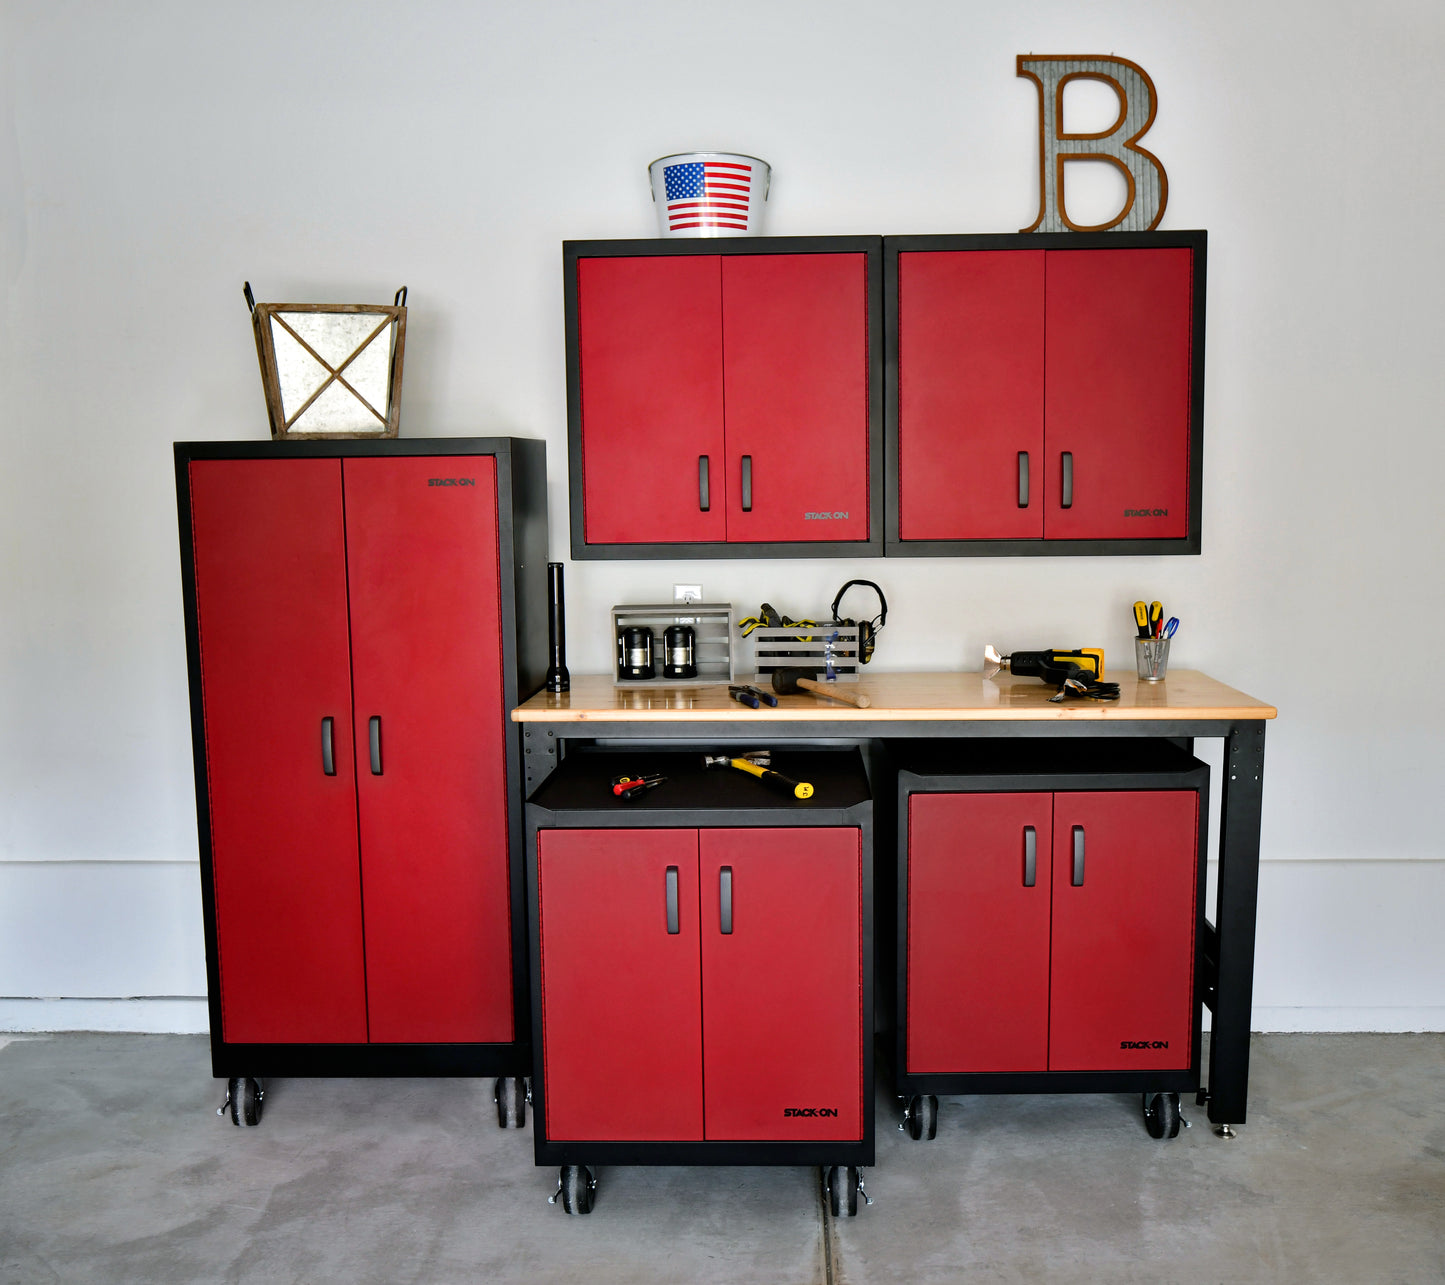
0;1035;823;1285
842;1034;1445;1284
0;1034;1441;1283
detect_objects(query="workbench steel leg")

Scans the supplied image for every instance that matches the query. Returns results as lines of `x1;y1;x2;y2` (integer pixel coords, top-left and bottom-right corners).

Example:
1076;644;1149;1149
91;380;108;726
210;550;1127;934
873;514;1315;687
522;725;559;795
1208;721;1266;1127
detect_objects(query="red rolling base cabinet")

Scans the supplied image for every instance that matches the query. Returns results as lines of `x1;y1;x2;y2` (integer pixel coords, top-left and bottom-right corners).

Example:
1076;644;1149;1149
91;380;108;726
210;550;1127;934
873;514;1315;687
893;740;1209;1143
174;438;548;1118
524;748;874;1215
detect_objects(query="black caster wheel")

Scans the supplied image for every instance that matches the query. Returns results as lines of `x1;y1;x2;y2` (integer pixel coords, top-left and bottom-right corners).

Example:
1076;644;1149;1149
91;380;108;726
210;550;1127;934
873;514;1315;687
823;1165;860;1218
904;1094;938;1141
1142;1091;1181;1139
553;1164;596;1215
223;1077;264;1127
494;1076;529;1129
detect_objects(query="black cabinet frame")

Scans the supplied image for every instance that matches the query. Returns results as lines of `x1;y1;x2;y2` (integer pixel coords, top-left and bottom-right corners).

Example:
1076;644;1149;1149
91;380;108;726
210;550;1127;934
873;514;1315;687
524;747;875;1169
175;436;548;1079
892;742;1211;1101
564;236;886;561
883;229;1208;557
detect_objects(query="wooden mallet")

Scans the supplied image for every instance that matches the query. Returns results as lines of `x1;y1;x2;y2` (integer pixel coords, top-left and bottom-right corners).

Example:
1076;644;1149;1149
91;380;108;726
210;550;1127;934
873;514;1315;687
770;667;872;708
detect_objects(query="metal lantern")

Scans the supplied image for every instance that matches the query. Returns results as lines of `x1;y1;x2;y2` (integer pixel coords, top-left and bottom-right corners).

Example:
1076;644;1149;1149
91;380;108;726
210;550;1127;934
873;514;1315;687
244;283;408;440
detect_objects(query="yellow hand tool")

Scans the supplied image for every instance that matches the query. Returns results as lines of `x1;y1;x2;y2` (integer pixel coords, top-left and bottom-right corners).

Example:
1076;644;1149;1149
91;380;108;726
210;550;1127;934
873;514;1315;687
1133;601;1151;638
702;754;814;799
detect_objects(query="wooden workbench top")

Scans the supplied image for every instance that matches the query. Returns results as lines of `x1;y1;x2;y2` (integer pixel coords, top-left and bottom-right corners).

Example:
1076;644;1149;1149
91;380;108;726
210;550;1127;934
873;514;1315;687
512;670;1277;724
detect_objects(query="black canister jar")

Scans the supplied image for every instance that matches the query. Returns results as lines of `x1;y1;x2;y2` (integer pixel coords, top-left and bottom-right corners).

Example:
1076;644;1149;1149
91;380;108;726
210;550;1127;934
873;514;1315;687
618;625;655;680
663;624;697;679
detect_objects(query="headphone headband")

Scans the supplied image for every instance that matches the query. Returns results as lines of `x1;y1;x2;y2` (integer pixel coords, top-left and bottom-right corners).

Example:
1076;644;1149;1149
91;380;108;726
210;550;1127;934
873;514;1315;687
830;579;887;628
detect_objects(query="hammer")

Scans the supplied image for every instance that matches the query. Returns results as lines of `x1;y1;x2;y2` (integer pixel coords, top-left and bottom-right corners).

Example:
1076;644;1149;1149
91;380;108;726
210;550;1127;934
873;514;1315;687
702;754;814;799
770;667;872;708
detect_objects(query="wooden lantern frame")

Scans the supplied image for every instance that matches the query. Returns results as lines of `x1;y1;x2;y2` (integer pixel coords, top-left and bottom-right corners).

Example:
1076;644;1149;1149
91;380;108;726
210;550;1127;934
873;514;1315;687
245;284;408;440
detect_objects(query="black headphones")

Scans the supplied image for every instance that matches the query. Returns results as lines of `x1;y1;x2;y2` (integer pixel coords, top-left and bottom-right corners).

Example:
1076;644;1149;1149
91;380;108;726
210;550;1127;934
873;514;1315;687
830;579;887;665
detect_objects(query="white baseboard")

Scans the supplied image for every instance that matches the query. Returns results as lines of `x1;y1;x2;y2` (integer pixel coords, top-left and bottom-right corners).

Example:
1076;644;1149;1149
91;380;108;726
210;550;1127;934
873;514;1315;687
1248;1007;1445;1033
0;998;210;1034
3;998;1444;1036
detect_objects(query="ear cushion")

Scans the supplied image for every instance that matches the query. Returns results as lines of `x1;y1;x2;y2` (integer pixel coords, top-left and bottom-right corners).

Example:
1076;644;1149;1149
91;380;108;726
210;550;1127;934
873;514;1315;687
858;620;875;664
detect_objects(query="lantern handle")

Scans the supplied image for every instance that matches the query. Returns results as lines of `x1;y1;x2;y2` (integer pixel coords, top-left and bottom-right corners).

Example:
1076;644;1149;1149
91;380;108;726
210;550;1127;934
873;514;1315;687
394;287;408;307
243;282;256;313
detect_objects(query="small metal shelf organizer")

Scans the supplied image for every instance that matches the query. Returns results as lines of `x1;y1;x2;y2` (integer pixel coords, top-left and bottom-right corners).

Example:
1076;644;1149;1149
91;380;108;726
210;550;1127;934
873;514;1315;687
751;624;863;682
611;603;734;688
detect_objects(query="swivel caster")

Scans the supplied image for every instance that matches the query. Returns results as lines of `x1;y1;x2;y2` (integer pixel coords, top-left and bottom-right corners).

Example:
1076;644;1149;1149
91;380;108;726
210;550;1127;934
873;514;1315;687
549;1164;597;1215
822;1165;870;1217
218;1077;264;1127
1142;1091;1181;1139
494;1077;530;1128
901;1094;938;1141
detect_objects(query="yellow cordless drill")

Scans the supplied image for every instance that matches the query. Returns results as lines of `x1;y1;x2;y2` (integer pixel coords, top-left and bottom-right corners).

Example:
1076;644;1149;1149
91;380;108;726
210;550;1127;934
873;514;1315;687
983;646;1118;702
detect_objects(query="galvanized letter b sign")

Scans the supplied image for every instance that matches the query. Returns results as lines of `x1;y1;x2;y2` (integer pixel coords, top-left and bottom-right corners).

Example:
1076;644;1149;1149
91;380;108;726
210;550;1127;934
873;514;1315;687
1018;55;1168;232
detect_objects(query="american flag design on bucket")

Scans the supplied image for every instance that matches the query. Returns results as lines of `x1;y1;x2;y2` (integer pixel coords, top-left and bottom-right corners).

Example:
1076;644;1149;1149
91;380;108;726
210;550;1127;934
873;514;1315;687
662;160;755;233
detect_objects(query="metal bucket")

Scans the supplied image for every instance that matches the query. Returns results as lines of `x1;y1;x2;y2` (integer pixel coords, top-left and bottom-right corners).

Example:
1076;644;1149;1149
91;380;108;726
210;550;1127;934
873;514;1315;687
648;152;770;238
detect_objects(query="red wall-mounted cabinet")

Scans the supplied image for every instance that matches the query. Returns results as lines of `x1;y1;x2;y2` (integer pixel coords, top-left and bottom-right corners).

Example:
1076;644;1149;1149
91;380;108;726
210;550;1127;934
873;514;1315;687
177;438;547;1078
566;237;884;559
888;230;1205;556
906;788;1200;1077
537;826;864;1144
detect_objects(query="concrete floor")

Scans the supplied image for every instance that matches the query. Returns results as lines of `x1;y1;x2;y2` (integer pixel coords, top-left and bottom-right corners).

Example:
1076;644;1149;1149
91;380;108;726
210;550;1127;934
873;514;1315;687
0;1035;1441;1284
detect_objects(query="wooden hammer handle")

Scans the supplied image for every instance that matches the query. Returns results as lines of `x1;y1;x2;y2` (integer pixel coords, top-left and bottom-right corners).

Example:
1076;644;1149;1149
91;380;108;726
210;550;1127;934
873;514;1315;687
797;678;871;708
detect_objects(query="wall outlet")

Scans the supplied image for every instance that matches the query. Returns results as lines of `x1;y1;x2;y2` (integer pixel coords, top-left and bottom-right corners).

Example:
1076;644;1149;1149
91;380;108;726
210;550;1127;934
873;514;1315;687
674;584;702;603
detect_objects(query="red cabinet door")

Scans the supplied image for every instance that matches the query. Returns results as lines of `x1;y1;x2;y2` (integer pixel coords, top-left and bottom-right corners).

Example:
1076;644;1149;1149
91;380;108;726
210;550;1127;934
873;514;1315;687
721;254;871;543
1048;791;1199;1071
906;793;1054;1073
537;829;704;1141
344;455;513;1044
577;255;726;544
897;251;1046;540
699;829;863;1141
1043;248;1193;540
188;459;368;1045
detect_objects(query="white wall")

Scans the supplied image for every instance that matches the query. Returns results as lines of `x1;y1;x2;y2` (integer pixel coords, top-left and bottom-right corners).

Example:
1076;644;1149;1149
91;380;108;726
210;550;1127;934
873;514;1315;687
2;1;1442;1033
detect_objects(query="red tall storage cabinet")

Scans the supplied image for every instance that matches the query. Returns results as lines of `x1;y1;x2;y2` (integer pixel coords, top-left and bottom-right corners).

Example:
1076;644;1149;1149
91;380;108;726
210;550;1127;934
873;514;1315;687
175;438;547;1123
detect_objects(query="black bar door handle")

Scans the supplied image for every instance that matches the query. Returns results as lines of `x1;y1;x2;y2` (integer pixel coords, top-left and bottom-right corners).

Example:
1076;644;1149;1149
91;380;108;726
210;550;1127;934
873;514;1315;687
1061;452;1074;509
369;716;382;775
719;866;733;934
1018;452;1030;508
1072;825;1085;886
321;717;336;776
698;455;710;512
1023;826;1036;887
741;456;752;512
665;866;680;934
